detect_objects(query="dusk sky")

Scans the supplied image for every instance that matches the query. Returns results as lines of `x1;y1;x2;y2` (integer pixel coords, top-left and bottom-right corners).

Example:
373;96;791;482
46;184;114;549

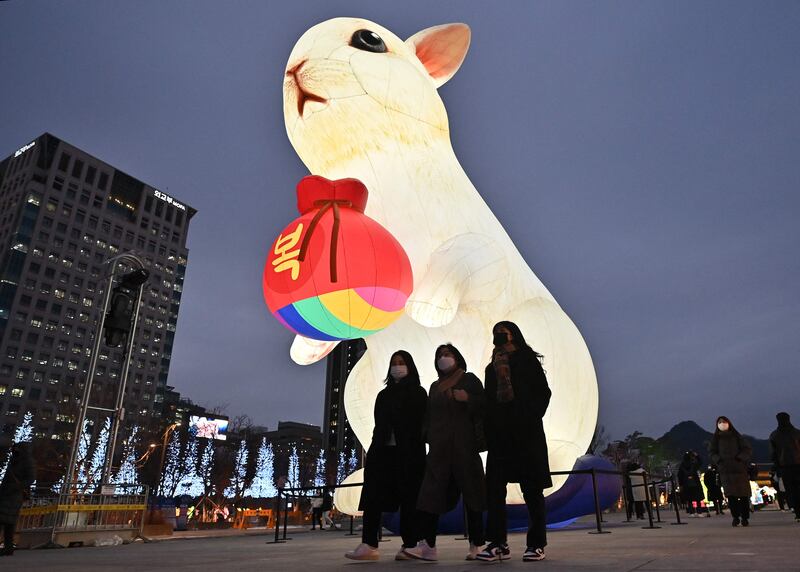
1;1;798;442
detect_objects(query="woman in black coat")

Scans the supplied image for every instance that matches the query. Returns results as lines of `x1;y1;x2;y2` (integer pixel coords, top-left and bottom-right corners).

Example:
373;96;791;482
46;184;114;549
345;350;427;561
0;442;35;556
404;344;486;562
709;416;753;526
678;451;706;516
478;321;551;563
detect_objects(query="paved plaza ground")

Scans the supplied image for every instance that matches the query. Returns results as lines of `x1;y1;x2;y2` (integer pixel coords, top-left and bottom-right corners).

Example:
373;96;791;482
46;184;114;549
7;508;799;571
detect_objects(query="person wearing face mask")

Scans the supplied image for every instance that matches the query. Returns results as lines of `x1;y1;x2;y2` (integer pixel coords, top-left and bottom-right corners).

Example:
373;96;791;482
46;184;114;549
346;351;427;561
709;416;753;527
404;344;486;562
478;321;552;563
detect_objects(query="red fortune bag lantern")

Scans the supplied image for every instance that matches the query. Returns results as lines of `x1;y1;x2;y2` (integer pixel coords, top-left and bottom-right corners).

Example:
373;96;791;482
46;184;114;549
263;176;413;341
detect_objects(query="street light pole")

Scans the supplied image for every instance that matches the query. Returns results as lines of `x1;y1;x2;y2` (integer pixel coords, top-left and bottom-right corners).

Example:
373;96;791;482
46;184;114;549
63;252;148;494
102;254;148;484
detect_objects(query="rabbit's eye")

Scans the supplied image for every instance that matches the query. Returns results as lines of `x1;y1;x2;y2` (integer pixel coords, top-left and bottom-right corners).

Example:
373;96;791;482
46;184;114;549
351;29;387;53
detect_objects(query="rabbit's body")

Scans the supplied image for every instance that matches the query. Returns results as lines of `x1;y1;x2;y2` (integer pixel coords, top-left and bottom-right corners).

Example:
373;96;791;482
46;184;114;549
282;18;598;497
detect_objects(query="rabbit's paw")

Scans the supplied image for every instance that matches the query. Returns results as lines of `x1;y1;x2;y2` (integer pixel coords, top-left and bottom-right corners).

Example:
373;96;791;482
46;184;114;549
290;335;339;365
405;233;508;327
405;296;459;328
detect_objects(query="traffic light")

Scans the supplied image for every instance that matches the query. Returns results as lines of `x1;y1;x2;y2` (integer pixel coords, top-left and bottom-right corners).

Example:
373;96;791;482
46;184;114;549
103;269;149;348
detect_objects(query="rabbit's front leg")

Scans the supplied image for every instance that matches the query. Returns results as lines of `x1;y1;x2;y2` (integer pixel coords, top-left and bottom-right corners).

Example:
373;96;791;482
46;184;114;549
405;233;509;327
290;335;339;365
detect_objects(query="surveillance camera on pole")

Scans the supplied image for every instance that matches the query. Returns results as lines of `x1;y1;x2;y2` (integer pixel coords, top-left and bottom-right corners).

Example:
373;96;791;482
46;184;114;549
103;269;149;348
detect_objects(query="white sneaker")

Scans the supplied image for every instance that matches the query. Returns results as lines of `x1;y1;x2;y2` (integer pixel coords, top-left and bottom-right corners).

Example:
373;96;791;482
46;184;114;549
403;540;438;561
345;543;379;561
395;548;415;561
523;547;546;562
466;543;483;560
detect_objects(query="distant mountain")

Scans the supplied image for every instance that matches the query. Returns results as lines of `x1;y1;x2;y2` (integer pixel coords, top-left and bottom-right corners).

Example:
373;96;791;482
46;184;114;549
657;420;771;464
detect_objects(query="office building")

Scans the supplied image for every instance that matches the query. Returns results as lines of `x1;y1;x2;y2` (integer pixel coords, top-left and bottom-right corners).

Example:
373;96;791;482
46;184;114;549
0;133;196;446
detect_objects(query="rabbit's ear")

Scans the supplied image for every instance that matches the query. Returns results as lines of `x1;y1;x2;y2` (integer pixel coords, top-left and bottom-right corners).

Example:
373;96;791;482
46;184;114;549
406;23;470;88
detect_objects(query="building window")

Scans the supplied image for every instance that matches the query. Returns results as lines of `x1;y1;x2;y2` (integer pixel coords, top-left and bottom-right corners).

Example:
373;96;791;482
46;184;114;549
72;159;84;178
58;153;71;172
85;165;97;185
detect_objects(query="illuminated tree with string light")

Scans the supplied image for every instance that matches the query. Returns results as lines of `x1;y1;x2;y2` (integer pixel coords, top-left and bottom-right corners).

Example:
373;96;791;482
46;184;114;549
0;411;33;481
246;438;276;498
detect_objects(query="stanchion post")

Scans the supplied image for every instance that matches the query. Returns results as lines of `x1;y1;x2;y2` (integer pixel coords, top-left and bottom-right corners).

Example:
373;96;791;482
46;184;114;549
588;469;610;534
641;472;661;529
282;493;291;540
652;481;662;523
346;515;357;536
268;489;284;544
669;475;687;525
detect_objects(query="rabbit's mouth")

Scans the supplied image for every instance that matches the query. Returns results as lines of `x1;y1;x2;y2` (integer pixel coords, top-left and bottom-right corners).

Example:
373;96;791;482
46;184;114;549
286;60;327;117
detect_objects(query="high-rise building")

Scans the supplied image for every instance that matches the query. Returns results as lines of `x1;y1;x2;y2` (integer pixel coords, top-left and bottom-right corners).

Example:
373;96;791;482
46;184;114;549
322;339;366;475
265;420;322;488
0;133;196;447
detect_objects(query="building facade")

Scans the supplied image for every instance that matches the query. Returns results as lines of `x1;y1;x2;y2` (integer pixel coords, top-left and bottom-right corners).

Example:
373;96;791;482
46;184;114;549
0;133;196;447
322;338;366;476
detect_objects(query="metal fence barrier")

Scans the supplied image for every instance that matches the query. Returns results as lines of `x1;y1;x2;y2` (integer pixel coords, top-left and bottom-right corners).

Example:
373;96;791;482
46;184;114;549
17;483;149;549
268;467;688;543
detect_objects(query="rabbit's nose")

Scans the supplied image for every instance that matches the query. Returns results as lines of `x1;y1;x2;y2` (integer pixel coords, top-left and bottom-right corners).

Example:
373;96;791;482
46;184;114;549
286;59;307;77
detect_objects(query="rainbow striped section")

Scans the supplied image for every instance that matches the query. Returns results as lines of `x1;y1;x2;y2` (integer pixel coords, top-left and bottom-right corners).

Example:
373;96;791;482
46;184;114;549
274;286;408;341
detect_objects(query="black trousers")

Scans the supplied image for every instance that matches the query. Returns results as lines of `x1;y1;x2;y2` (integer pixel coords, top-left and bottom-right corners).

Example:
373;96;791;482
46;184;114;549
2;522;14;552
362;491;420;548
485;463;547;549
417;507;484;547
782;467;800;516
633;501;646;519
727;496;750;521
775;490;786;511
311;507;322;529
709;495;724;514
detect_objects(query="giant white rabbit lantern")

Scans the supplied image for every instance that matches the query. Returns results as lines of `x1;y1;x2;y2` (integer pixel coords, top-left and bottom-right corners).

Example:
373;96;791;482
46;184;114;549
280;18;599;513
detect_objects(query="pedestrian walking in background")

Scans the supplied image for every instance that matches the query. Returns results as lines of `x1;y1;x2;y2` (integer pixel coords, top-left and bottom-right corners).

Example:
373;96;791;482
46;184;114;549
0;442;35;557
709;416;753;527
678;451;706;517
769;411;800;522
345;351;428;561
309;494;323;530
404;344;486;562
626;462;647;520
477;321;551;563
703;465;725;515
320;486;334;529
